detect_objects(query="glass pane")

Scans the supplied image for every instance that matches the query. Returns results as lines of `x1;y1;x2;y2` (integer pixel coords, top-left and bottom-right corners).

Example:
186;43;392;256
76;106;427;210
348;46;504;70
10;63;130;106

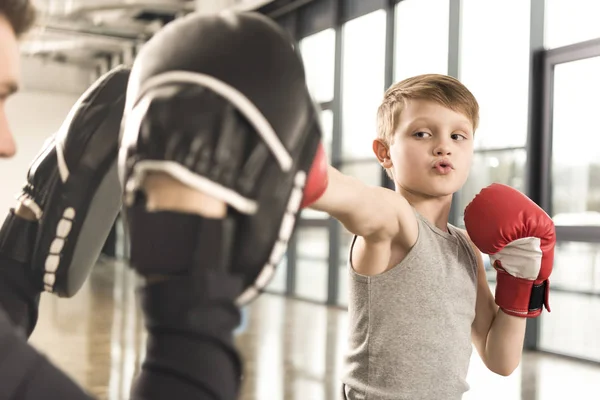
299;29;336;103
300;209;329;219
337;221;354;307
338;220;355;269
301;109;334;220
540;241;600;362
341;10;386;159
296;227;329;259
457;149;527;226
551;242;600;293
551;58;600;226
394;0;449;81
321;109;333;160
340;161;382;187
546;0;600;49
266;255;288;294
535;356;600;399
459;0;530;150
294;227;329;302
338;262;348;307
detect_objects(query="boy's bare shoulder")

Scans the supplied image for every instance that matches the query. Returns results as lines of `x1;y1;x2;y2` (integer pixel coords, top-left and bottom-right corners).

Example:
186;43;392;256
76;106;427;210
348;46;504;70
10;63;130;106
363;186;418;246
351;191;418;276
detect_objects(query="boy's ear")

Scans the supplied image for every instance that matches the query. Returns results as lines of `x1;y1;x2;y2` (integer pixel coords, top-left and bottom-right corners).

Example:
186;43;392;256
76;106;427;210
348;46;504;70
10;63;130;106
373;139;393;168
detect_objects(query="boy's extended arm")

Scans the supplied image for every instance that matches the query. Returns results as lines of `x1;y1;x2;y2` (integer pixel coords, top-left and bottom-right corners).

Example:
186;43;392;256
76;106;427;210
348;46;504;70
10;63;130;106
309;165;413;241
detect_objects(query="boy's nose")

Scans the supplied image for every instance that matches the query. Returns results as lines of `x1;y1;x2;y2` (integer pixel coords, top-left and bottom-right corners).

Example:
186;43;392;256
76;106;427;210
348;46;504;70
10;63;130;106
433;143;451;156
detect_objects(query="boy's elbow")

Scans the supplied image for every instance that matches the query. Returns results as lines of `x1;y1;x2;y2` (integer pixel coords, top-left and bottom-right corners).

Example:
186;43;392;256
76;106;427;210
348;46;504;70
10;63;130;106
491;366;515;377
488;361;519;377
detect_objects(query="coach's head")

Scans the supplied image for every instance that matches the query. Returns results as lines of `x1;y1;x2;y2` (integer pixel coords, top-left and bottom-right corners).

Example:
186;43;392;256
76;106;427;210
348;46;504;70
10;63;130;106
0;0;36;158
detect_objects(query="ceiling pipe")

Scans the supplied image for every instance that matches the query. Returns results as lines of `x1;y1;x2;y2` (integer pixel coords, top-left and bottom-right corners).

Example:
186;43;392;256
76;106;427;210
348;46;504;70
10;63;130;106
34;24;149;42
24;0;277;69
48;0;277;15
223;0;279;12
63;2;189;18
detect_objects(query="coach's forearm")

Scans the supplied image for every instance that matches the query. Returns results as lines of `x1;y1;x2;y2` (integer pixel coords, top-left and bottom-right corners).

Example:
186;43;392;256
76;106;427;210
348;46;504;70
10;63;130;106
483;309;527;376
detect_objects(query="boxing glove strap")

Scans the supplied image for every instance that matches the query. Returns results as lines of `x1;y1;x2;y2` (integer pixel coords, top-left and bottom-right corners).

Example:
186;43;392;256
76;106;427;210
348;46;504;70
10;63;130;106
529;280;548;314
495;271;548;318
0;210;37;265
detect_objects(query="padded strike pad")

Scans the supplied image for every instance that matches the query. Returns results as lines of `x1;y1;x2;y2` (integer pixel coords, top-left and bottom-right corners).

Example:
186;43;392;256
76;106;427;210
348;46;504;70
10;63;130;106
30;66;130;298
35;159;122;297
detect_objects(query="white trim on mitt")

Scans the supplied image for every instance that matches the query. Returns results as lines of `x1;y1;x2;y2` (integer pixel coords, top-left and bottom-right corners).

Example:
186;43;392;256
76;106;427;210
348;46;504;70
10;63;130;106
132;160;258;215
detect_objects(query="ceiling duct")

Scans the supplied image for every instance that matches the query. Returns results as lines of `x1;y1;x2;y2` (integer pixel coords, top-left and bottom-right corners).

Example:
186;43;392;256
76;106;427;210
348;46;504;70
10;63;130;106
23;0;277;67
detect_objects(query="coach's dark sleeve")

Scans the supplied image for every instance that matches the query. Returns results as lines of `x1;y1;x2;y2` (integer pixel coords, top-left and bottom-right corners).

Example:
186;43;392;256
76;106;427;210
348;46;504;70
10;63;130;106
0;306;95;400
0;259;39;336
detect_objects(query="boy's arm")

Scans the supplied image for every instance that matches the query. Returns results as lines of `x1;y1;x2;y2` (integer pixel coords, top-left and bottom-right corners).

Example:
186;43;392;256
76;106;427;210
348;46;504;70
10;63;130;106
467;236;526;377
309;165;416;243
463;184;554;377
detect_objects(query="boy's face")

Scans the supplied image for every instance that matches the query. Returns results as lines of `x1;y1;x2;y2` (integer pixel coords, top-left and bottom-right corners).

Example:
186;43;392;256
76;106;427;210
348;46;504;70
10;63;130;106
0;15;19;159
376;99;474;198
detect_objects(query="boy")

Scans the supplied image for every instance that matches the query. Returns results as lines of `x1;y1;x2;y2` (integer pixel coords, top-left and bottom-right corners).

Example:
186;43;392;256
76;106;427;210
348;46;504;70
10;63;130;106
309;74;555;399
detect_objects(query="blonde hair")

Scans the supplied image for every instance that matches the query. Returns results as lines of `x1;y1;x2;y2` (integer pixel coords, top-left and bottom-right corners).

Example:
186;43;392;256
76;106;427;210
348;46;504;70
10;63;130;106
376;74;479;179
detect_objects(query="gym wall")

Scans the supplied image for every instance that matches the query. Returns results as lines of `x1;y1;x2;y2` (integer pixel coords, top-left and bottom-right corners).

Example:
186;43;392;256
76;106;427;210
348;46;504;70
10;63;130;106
0;58;94;219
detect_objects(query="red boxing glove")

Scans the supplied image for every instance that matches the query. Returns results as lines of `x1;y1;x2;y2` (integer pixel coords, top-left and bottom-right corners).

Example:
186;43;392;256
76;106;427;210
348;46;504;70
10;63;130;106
300;143;328;208
464;183;556;318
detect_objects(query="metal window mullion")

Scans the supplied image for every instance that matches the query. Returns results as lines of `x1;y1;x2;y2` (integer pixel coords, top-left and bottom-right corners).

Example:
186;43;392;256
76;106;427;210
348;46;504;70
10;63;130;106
326;0;345;306
286;10;303;297
448;0;461;225
381;0;396;190
524;0;547;354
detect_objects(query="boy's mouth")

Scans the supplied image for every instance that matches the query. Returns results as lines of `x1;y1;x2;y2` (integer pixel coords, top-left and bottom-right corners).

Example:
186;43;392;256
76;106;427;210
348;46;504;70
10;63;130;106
433;159;454;174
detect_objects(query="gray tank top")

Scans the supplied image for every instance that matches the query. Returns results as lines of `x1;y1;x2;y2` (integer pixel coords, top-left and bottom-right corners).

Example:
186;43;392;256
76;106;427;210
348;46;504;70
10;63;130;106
342;210;478;400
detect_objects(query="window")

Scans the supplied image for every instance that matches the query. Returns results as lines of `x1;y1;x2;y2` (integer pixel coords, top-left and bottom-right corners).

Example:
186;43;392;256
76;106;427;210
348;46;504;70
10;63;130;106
299;29;335;221
266;256;288;294
341;10;387;160
551;57;600;225
301;109;334;220
459;0;531;150
394;0;449;82
546;0;600;49
457;149;527;226
539;241;600;362
340;160;383;187
550;242;600;294
299;29;336;103
294;227;329;302
337;220;354;307
321;109;334;160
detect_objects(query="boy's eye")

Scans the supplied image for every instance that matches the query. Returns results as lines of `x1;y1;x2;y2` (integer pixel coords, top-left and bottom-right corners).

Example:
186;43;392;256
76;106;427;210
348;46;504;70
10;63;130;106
414;131;431;138
451;133;466;141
